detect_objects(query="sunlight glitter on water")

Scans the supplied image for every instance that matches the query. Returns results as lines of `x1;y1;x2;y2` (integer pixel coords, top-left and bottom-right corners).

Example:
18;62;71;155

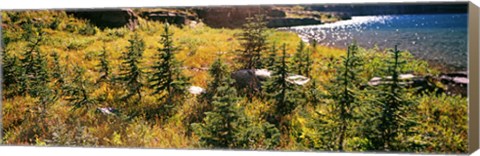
280;14;468;70
290;15;395;29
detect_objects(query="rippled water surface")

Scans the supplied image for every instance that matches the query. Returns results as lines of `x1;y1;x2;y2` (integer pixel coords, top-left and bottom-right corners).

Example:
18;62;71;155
283;14;468;70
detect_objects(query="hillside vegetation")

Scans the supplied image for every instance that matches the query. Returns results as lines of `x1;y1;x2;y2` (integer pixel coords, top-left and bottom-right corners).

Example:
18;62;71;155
1;10;467;153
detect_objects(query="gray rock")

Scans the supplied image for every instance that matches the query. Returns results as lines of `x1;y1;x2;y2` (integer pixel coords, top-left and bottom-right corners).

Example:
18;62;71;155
140;11;197;27
231;69;262;91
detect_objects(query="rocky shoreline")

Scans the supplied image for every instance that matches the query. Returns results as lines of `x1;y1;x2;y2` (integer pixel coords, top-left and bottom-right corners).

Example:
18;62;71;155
65;3;467;30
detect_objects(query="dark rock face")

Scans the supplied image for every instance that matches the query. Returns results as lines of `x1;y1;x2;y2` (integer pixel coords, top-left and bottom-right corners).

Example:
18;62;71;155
193;6;316;29
266;18;321;28
140;11;197;26
267;9;287;18
67;9;138;30
65;7;320;29
193;6;273;29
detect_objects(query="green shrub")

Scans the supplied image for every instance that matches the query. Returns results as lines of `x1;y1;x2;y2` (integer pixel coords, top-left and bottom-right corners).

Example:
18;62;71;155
65;38;92;51
78;23;97;36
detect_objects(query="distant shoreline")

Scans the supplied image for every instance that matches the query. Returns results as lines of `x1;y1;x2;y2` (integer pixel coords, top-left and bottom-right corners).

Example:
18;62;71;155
308;3;468;16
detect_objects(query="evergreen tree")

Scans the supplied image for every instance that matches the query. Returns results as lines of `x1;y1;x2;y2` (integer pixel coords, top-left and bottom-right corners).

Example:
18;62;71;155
50;51;65;90
37;83;56;120
21;22;41;41
118;32;145;102
292;40;305;75
94;44;113;103
292;40;314;77
304;47;313;78
185;57;230;126
236;119;281;150
322;43;363;151
236;14;268;69
63;66;95;110
19;29;50;97
310;39;318;54
263;42;277;71
203;57;230;103
194;58;281;150
31;47;50;96
2;48;23;97
97;44;111;83
192;76;241;148
304;78;321;105
306;39;318;78
264;44;297;128
149;22;189;107
364;45;416;151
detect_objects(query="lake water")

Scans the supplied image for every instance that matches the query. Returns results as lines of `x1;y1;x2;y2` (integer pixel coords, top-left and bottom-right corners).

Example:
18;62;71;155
282;14;468;70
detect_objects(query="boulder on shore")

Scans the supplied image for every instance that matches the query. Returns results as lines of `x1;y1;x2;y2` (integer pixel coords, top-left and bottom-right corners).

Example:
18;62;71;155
438;71;468;96
366;74;444;95
366;72;468;96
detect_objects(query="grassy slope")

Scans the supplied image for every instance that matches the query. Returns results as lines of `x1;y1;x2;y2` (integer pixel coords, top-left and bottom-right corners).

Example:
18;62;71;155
1;10;467;153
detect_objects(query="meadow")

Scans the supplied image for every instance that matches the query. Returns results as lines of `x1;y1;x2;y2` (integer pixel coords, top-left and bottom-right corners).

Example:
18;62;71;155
1;10;467;153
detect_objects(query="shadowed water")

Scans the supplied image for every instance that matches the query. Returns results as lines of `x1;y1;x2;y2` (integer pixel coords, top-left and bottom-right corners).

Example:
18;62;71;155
282;14;468;70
